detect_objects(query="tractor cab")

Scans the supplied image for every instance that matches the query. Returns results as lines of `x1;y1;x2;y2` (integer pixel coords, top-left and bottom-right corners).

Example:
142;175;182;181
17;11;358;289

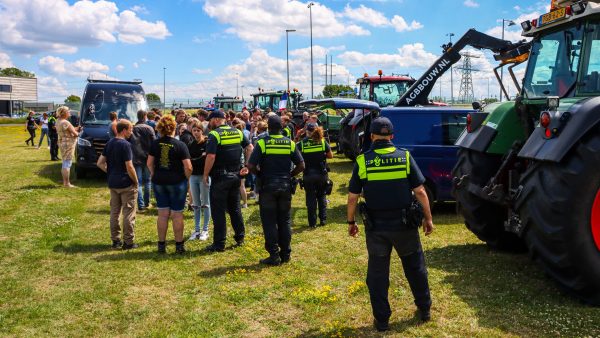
213;96;244;112
356;71;415;107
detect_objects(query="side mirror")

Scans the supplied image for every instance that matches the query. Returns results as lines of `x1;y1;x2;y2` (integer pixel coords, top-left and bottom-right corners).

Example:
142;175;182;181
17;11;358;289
472;101;482;110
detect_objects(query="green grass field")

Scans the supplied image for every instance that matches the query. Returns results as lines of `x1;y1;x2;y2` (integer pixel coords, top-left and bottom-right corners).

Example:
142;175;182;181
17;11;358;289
0;125;598;337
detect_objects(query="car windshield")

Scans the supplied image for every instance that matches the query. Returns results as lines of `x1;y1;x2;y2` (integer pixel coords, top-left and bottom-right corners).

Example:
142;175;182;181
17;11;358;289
373;81;411;107
81;87;147;124
523;24;582;98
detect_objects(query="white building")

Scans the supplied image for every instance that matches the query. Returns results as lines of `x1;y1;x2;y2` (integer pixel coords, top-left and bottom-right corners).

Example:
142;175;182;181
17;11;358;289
0;76;37;116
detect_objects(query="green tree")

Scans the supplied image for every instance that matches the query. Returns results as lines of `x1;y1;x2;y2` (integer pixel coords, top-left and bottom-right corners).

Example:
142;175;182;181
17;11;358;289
322;84;353;98
146;93;161;102
65;95;81;103
0;67;35;78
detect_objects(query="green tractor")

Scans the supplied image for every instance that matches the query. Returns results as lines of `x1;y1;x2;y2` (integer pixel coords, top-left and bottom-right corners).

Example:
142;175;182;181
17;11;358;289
213;95;244;112
453;0;600;304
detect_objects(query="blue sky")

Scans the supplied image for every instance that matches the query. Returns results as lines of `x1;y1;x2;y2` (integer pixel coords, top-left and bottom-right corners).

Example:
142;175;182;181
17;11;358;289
0;0;549;102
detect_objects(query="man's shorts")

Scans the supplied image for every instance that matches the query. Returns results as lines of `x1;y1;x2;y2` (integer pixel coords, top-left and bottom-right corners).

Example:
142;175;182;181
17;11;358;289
62;160;72;169
153;180;188;212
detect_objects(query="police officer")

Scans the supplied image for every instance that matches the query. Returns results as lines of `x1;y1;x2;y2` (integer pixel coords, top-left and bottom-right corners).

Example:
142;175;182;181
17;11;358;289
203;111;254;252
48;111;59;161
247;115;304;265
346;117;434;331
298;122;333;227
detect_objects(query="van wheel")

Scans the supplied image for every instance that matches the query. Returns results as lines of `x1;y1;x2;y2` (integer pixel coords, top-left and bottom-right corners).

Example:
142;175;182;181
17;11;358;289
75;166;87;179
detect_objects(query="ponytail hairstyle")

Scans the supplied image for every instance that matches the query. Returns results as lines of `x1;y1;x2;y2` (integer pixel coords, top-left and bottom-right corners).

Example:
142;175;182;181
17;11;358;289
310;126;324;143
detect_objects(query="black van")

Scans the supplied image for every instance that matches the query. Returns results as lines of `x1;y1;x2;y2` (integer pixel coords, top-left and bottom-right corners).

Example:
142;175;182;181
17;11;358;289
75;79;148;178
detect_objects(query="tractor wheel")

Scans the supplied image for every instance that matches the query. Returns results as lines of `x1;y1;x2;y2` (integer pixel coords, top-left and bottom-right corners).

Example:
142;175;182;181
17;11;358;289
452;148;525;250
516;129;600;305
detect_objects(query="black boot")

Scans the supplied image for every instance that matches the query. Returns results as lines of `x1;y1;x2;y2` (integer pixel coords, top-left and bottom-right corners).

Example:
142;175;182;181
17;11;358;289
157;241;166;254
175;241;186;254
373;319;390;332
260;254;281;266
419;308;431;322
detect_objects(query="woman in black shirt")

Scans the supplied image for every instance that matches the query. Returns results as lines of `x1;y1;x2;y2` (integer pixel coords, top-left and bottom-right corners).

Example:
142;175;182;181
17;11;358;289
297;123;334;228
147;115;192;254
186;119;211;241
25;111;37;146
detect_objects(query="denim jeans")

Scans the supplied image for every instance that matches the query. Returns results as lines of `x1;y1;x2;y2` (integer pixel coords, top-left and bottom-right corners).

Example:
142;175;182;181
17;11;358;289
38;128;49;147
134;164;151;209
189;175;211;232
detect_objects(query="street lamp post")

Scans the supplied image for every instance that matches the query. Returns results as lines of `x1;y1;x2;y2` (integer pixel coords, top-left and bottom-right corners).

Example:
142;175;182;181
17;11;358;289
286;29;296;92
500;19;516;101
308;2;314;98
236;73;239;97
446;33;455;104
163;67;166;112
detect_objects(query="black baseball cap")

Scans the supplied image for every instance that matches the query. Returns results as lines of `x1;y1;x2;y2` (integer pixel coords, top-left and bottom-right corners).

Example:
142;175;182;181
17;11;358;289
208;111;226;120
268;115;282;130
370;117;394;135
306;122;317;132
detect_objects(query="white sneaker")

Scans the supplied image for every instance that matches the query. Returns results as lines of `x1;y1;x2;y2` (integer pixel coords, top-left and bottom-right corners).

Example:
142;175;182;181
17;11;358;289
188;231;200;240
241;203;248;208
199;231;209;241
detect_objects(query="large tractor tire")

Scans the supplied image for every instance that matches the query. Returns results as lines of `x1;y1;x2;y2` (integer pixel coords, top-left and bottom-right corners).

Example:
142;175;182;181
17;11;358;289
452;148;525;250
516;129;600;305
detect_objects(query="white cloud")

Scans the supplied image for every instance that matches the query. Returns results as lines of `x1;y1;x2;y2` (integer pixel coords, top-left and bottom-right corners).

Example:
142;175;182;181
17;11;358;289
341;4;423;32
38;76;69;98
192;68;212;75
115;65;125;72
117;10;170;44
130;5;148;14
0;0;171;54
464;0;479;8
338;43;437;69
143;45;355;100
133;62;139;69
0;52;13;68
39;56;111;79
203;0;369;44
341;4;389;27
390;15;423;32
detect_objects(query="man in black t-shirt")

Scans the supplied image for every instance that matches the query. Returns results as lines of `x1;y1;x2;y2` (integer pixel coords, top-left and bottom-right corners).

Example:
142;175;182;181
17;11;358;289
131;110;156;210
97;120;139;250
203;110;254;252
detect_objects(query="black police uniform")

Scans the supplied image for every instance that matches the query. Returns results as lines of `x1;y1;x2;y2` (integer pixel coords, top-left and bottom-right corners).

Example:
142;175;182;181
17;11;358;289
348;120;431;326
206;124;251;250
48;115;59;160
248;132;303;262
298;137;330;227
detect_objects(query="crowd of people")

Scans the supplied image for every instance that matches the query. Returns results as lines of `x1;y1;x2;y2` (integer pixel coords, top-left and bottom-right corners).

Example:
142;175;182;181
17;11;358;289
92;106;332;256
31;105;435;329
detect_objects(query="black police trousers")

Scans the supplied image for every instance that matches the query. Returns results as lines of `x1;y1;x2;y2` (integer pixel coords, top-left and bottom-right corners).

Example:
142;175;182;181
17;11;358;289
365;230;431;323
210;173;245;249
303;173;327;227
49;135;59;160
259;180;292;257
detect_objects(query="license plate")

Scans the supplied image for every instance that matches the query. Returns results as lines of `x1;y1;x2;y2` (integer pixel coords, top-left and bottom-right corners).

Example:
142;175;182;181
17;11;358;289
540;7;567;26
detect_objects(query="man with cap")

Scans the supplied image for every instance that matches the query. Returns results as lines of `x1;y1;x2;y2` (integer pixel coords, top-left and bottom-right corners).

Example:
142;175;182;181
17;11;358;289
247;115;305;265
346;117;434;331
203;110;254;252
